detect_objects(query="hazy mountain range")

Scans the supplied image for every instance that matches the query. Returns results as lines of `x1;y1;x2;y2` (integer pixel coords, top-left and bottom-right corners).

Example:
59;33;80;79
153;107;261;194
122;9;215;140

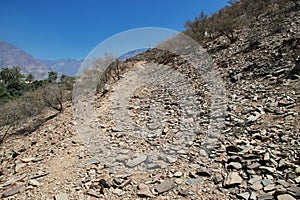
40;58;82;76
0;40;148;79
0;41;84;78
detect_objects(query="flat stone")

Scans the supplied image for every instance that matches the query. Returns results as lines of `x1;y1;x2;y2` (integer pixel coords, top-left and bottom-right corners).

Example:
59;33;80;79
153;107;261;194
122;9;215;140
249;176;262;185
257;193;274;200
277;194;296;200
287;170;297;179
55;193;69;200
224;172;243;186
175;179;184;184
174;171;183;177
276;185;287;194
1;174;27;187
115;154;129;162
295;166;300;174
15;161;27;173
250;182;263;191
188;164;201;169
295;176;300;184
259;166;276;173
277;179;290;188
2;184;25;197
247;169;256;175
146;163;161;170
112;188;124;196
20;157;36;163
126;154;147;168
264;152;270;161
155;181;176;194
280;135;289;142
287;186;300;198
248;162;261;169
228;162;242;170
147;122;161;130
79;151;84;159
146;133;157;138
262;179;272;187
166;155;177;163
228;155;243;163
247;112;261;122
29;179;40;187
185;178;203;185
199;149;208;157
264;184;275;192
237;192;250;199
85;158;99;165
250;192;257;200
137;184;154;198
177;150;187;154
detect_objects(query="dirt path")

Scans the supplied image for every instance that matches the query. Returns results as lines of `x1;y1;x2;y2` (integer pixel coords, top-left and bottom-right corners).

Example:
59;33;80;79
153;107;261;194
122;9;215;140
1;58;299;199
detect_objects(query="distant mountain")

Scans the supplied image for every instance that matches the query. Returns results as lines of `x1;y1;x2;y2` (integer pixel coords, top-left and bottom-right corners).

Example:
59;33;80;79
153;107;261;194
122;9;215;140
40;58;82;76
119;48;149;61
40;49;148;77
0;40;51;80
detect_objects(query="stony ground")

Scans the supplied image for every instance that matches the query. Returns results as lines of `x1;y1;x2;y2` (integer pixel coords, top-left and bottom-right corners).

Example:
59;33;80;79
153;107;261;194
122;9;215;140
0;50;299;200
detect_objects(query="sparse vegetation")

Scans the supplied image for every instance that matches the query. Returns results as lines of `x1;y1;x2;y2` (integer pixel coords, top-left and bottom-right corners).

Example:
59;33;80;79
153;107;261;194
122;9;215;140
79;53;130;95
184;0;296;45
0;67;75;143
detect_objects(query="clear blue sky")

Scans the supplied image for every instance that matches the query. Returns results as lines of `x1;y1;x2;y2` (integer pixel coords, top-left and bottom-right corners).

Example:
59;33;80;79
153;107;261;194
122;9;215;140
0;0;229;60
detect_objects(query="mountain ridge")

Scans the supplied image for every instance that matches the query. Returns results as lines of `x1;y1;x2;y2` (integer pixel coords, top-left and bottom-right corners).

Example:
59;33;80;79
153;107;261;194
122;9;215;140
40;58;82;77
0;40;51;80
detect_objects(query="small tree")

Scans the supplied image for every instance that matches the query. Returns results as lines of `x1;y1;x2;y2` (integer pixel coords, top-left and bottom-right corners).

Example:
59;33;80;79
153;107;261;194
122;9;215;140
0;82;12;104
184;11;208;41
47;71;58;83
81;53;117;94
0;67;29;99
0;66;24;84
60;74;76;91
213;6;242;43
26;74;34;83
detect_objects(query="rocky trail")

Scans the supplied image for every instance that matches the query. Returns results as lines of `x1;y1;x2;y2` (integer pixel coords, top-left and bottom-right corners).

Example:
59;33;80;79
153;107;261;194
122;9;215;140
1;0;300;199
1;45;299;200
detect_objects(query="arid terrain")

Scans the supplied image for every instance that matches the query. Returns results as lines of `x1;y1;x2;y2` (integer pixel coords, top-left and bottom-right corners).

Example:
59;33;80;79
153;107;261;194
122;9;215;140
1;0;300;199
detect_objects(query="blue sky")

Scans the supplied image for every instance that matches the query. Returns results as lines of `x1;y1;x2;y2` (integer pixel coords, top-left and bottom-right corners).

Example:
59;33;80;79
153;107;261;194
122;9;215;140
0;0;229;60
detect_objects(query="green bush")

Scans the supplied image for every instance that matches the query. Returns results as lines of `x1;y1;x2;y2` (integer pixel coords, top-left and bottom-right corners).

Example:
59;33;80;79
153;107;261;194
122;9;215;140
0;68;76;143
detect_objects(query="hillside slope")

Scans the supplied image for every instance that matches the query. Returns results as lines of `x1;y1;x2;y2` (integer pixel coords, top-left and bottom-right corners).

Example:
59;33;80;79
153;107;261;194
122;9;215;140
0;0;299;199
